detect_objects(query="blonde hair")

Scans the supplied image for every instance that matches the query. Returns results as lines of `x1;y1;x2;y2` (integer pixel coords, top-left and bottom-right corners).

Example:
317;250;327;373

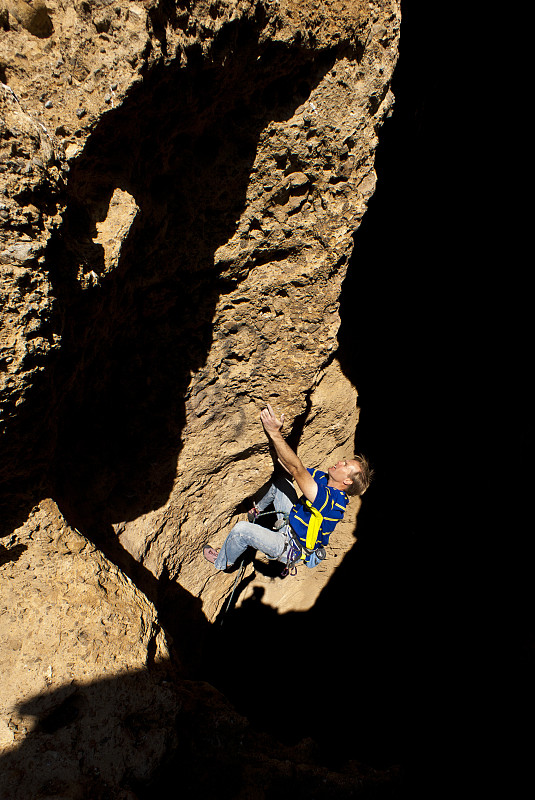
346;454;374;496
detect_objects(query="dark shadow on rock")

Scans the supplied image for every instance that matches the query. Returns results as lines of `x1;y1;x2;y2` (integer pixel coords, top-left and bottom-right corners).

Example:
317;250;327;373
0;18;355;609
48;31;341;536
0;651;403;800
0;660;229;800
196;482;442;800
198;6;453;795
0;542;27;565
201;524;415;772
216;569;261;625
67;518;212;677
0;429;56;539
50;29;344;531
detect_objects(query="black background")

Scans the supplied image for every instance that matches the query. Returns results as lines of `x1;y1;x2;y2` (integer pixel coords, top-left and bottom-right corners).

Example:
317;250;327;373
338;2;531;793
213;2;531;793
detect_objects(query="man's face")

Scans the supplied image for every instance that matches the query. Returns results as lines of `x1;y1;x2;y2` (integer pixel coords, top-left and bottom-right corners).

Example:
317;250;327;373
328;459;361;487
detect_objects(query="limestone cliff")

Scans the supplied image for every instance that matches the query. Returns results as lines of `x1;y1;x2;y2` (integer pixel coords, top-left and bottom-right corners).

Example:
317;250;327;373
1;0;399;612
0;498;179;797
1;1;400;795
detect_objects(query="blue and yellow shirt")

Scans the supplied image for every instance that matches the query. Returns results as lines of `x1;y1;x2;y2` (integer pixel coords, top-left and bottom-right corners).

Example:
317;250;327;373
289;468;348;550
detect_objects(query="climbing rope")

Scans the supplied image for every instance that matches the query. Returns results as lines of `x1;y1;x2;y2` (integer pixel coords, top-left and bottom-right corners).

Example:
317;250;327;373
252;509;290;528
219;558;247;626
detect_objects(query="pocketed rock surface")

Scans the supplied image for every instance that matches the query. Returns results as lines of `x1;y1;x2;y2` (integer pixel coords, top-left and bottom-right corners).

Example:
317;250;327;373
0;498;177;797
1;2;401;795
1;0;400;615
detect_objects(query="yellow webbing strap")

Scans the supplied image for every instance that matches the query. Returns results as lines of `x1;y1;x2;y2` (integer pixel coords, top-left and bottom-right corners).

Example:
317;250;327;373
303;500;324;552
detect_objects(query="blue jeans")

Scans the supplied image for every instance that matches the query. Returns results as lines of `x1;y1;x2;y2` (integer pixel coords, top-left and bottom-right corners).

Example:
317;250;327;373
255;475;298;520
214;476;299;571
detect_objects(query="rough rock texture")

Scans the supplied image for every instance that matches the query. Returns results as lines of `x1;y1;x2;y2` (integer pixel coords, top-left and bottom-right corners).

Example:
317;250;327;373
0;498;179;797
1;0;399;616
1;1;401;794
0;499;401;798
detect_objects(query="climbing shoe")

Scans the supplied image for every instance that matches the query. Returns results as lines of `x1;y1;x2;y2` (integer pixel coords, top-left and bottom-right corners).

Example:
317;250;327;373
202;545;219;565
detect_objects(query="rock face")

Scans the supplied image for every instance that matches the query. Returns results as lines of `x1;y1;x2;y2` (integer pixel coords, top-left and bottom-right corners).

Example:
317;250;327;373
1;0;399;612
0;499;404;798
0;498;179;797
1;1;401;794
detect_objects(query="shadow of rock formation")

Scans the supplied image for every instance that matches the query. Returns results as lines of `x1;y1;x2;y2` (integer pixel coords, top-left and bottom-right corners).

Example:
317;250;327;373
49;31;339;536
0;19;346;556
200;518;417;773
0;659;403;800
0;497;405;799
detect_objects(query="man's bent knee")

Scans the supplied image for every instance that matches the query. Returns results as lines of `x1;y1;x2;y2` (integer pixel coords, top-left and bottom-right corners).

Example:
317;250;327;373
231;521;251;539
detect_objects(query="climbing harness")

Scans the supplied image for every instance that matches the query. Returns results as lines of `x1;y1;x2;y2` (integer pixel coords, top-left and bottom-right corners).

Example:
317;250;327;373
288;501;328;565
280;536;301;577
220;498;330;622
253;504;327;576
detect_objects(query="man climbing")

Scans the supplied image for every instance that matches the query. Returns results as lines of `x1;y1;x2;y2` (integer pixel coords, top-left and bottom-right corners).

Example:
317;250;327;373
203;403;372;573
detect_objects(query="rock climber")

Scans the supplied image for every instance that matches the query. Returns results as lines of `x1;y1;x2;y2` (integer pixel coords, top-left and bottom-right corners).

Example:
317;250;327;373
203;403;372;573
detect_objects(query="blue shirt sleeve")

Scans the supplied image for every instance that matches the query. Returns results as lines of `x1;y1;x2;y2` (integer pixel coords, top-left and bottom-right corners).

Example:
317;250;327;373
308;470;329;511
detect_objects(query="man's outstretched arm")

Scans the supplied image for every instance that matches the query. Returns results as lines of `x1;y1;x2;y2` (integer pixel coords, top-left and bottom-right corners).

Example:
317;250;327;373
260;404;318;503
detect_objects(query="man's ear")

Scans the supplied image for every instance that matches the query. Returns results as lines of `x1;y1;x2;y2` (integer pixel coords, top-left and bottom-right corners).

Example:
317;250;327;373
343;477;352;486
